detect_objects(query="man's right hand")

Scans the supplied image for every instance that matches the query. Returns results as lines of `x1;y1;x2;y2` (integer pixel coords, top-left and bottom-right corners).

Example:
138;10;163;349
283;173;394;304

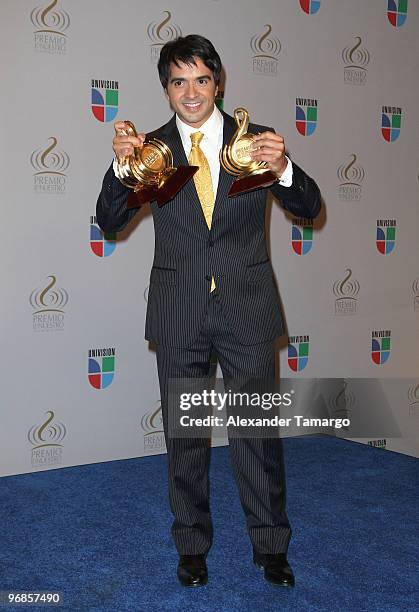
113;121;145;159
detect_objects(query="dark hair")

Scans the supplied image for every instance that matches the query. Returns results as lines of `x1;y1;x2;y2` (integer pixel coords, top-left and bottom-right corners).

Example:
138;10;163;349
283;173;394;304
158;34;222;89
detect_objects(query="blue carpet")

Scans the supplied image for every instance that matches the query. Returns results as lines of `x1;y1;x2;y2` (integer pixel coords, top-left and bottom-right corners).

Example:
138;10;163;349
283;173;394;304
1;438;418;611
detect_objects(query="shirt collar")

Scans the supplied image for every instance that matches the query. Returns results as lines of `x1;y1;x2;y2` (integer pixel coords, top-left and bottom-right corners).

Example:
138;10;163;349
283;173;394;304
176;105;223;148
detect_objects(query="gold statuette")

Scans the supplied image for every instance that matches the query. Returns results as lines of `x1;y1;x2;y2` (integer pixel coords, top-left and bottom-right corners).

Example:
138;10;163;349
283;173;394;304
113;121;198;208
220;108;277;196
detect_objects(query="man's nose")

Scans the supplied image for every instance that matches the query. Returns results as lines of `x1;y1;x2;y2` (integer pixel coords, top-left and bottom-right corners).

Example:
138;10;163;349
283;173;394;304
185;82;197;97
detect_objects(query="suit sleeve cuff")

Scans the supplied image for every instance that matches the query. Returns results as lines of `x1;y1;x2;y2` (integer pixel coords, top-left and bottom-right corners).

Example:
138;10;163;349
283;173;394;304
277;156;293;187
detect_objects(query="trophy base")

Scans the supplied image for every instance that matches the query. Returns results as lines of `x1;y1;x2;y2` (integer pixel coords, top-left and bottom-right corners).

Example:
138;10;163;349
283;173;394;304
227;170;278;197
127;165;199;209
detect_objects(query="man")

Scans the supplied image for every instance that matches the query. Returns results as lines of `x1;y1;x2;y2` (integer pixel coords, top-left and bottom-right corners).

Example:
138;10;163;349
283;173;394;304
97;34;321;588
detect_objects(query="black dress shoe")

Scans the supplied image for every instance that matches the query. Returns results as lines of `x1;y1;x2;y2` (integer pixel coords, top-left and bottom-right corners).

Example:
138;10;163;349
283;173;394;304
253;551;295;587
177;554;208;587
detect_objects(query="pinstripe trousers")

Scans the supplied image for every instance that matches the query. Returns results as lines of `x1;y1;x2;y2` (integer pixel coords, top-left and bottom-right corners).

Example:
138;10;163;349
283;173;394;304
156;290;291;556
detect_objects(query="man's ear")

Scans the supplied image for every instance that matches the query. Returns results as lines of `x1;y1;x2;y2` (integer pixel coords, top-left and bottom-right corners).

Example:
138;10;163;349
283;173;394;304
215;85;219;97
164;88;169;101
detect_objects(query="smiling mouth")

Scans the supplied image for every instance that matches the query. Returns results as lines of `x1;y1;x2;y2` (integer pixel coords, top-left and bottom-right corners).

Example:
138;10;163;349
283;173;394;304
183;101;202;110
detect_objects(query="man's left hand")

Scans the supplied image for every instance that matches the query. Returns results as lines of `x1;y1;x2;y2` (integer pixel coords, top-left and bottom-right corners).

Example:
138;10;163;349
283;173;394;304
251;132;287;178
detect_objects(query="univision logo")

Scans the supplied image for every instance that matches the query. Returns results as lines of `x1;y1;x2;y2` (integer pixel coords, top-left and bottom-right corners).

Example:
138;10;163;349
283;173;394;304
30;275;69;332
381;106;402;142
368;439;387;449
147;11;182;63
31;0;70;54
88;347;116;389
291;218;313;255
215;90;225;111
30;137;70;194
387;0;408;28
141;402;166;453
337;154;365;201
371;330;391;365
91;79;119;123
288;335;309;372
342;36;370;86
376;219;396;255
90;216;116;257
300;0;321;15
250;24;281;76
28;410;66;468
296;98;317;136
333;269;360;315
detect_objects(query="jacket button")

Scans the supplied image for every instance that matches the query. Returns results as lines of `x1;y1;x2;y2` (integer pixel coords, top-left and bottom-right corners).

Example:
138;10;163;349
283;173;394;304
208;239;214;247
205;275;212;281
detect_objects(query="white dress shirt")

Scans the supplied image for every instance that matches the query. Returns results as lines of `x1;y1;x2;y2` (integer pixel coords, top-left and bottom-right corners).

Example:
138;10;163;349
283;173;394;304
176;105;223;194
176;105;293;192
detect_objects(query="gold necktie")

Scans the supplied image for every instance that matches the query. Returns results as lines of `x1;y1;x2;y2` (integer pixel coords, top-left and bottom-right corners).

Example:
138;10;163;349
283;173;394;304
189;131;214;228
189;131;216;291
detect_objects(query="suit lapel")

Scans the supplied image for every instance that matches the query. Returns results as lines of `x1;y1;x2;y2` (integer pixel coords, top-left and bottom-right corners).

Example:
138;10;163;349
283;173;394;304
159;115;208;230
212;112;236;226
157;111;236;230
159;115;188;166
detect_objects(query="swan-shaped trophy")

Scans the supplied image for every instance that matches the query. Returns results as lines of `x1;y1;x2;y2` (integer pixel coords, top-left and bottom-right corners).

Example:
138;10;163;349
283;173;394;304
113;121;198;208
220;108;277;196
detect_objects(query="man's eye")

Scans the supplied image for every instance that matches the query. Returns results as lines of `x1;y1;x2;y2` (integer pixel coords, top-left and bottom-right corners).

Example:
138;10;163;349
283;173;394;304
174;80;183;86
198;79;208;85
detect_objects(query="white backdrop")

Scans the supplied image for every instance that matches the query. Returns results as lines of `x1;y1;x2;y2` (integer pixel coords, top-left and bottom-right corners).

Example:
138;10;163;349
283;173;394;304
1;0;418;476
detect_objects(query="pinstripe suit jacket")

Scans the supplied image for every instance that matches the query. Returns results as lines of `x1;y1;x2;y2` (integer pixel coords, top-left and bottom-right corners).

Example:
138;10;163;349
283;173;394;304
96;111;321;347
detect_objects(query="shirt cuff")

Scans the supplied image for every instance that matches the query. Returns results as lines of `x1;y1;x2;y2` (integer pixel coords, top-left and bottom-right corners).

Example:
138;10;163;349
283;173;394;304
277;156;293;187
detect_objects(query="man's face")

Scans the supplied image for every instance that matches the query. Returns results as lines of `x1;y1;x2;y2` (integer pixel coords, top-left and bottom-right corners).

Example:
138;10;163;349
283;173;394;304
164;57;218;128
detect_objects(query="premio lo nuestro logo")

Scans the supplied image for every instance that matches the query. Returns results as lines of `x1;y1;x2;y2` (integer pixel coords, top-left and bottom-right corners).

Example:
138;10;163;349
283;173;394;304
412;278;419;311
408;384;419;416
30;136;70;194
337;154;365;201
342;36;370;86
90;216;116;257
250;25;281;76
91;79;119;123
381;106;402;142
376;219;396;255
387;0;408;28
288;335;309;372
28;410;67;468
88;347;116;389
296;99;317;136
371;330;391;365
292;218;313;255
147;11;182;62
30;275;69;332
328;381;355;429
31;0;70;54
141;402;166;453
333;269;360;315
300;0;321;14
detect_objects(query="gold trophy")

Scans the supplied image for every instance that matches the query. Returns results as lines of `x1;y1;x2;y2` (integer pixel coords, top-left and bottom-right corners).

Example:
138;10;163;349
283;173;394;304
113;121;198;208
220;108;277;196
